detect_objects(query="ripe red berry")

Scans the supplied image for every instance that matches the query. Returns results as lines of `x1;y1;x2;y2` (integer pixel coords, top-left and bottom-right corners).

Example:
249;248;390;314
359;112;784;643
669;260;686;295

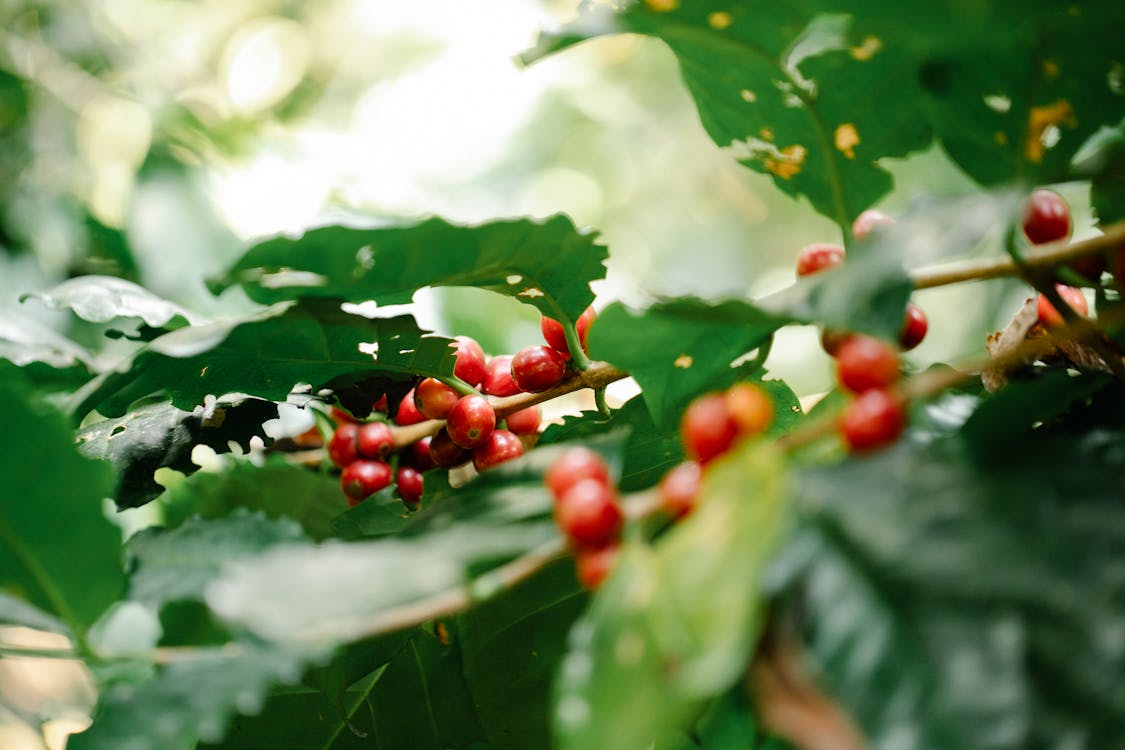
429;428;471;468
371;394;388;413
327;423;360;468
554;478;623;548
407;435;435;471
396;466;424;508
330;406;357;424
820;328;855;358
659;461;702;519
340;460;393;505
452;336;487;387
394;389;425;426
725;383;773;437
899;303;928;351
511;346;567;393
835;336;900;394
796;242;845;277
356;421;394;459
414;378;460;420
839;389;906;454
1037;284;1089;328
852;209;894;240
445;395;496;449
680;393;739;465
472;429;524;472
541;306;597;358
482;355;521;397
575;544;618;590
505;405;541;435
1022;188;1071;245
545;447;611;500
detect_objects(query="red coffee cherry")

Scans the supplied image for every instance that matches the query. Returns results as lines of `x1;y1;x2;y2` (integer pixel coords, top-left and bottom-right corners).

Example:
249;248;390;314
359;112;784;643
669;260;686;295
680;393;739;465
1022;188;1071;245
327;423;360;468
541;306;597;357
659;461;702;519
473;429;524;472
545;447;611;500
839;389;906;454
396;466;423;509
575;544;618;590
452;336;487;387
511;346;567;393
394;389;426;426
356;421;394;459
340;460;393;505
330;406;357;424
725;383;773;437
429;428;472;468
554;478;623;548
796;242;845;277
1037;284;1089;328
899;303;928;351
445;395;496;449
414;378;460;420
371;394;388;413
835;336;900;394
407;435;435;472
820;328;855;358
482;355;521;397
504;405;541;435
852;209;894;240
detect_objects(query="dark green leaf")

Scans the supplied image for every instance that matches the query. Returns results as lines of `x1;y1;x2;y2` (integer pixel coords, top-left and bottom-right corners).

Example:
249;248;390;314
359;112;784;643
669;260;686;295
553;440;790;749
458;559;587;750
786;377;1125;749
68;643;305;750
21;275;195;333
1073;119;1125;226
77;397;278;508
586;299;783;431
209;214;607;322
158;457;346;541
0;364;121;634
329;487;413;541
69;300;455;419
126;511;308;608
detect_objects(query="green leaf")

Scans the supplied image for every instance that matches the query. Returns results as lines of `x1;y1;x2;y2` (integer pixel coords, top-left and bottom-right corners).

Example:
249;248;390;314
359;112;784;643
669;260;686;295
0;308;95;387
1073;119;1125;226
158;457;345;541
77;397;278;508
528;6;931;226
209;214;607;322
70;300;455;419
68;643;305;750
586;299;783;432
786;375;1125;748
553;440;790;749
20;275;196;333
0;365;121;635
329;487;413;541
126;512;308;608
0;592;69;634
458;559;587;749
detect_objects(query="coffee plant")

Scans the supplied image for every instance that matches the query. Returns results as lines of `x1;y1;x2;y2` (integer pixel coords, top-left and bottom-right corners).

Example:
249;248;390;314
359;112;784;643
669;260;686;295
2;2;1124;749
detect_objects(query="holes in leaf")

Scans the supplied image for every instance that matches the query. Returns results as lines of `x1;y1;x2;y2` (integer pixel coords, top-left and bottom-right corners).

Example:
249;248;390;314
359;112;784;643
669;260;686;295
110;424;126;437
983;94;1012;113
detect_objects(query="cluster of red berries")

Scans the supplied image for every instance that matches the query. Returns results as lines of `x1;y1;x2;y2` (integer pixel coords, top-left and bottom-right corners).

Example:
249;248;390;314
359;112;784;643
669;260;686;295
1021;188;1093;329
329;308;597;508
658;382;774;519
834;336;906;453
797;209;929;355
545;447;622;590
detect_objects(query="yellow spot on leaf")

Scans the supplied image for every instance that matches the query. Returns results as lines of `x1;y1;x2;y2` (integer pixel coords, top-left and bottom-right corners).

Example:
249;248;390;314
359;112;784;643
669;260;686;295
1025;99;1075;162
740;89;756;103
764;144;806;180
200;366;208;378
1042;60;1059;78
834;123;860;159
994;131;1008;145
708;11;732;29
850;36;882;61
644;0;678;11
760;127;774;141
674;355;693;368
